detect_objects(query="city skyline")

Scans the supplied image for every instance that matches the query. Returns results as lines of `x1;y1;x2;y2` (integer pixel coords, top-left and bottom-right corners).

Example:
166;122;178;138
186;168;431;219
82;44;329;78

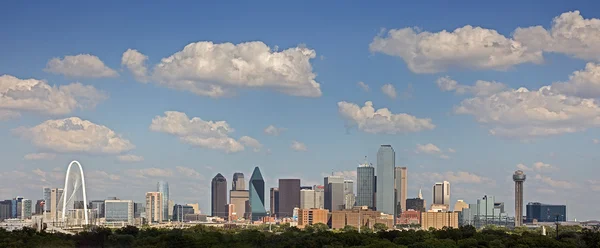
1;1;599;221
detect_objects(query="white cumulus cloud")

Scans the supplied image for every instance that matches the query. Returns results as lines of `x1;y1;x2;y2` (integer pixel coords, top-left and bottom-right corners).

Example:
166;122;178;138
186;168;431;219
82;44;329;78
514;11;600;62
24;153;56;160
149;111;259;153
291;140;307;152
357;81;370;92
117;154;144;163
121;49;149;82
239;136;263;152
370;26;542;73
45;54;118;78
264;125;286;136
0;75;107;116
381;84;397;99
415;143;453;159
14;117;134;154
338;101;435;134
535;174;576;189
124;41;322;98
436;76;507;96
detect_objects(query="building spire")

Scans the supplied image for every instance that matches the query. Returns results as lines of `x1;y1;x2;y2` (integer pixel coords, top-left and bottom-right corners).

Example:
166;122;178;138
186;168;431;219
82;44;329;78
418;188;423;199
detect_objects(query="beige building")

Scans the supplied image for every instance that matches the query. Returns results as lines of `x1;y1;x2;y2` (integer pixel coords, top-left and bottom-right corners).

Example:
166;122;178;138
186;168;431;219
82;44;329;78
226;204;237;221
186;203;200;214
145;192;163;223
394;167;407;213
420;211;459;230
429;204;449;212
230;190;249;219
453;200;469;212
331;208;393;230
49;188;63;222
297;208;329;228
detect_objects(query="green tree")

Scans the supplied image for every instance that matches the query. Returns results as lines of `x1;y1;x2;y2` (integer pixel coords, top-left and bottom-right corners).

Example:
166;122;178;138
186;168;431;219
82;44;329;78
312;223;329;232
373;223;388;232
342;225;358;232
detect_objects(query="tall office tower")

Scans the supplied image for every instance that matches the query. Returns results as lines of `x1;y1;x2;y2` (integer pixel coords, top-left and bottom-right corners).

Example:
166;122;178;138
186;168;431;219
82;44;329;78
249;166;267;220
232;173;245;191
377;145;395;216
168;200;174;219
35;200;44;215
313;185;325;209
21;199;32;219
211;173;228;218
145;192;163;223
105;200;134;225
134;202;145;218
90;200;105;218
50;188;63;221
269;187;279;217
278;179;301;217
0;200;11;221
43;187;51;212
357;160;375;208
324;176;344;211
395;167;407;214
343;180;355;209
300;189;316;209
432;181;450;206
157;181;169;221
513;170;526;226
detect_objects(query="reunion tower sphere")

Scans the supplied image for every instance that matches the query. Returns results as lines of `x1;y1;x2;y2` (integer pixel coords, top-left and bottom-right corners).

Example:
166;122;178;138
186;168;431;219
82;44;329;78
513;170;526;182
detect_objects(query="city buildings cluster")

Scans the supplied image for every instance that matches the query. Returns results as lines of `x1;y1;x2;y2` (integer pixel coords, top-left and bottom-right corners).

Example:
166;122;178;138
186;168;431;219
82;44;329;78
0;148;570;231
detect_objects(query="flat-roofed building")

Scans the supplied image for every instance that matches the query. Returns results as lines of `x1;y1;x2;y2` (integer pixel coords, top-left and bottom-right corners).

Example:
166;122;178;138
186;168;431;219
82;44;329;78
297;208;329;228
420;211;459;230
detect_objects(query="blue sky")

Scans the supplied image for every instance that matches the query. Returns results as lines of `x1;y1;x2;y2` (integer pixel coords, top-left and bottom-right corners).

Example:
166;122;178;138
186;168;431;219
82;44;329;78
1;1;600;220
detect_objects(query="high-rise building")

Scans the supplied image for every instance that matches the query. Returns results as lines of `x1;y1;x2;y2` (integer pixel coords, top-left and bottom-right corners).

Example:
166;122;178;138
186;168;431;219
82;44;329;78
269;187;279;217
186;203;199;214
526;202;566;223
173;204;195;222
420;211;459;230
43;187;51;212
0;200;11;221
406;198;426;212
357;161;375;208
145;192;163;223
432;181;450;206
249;166;267;220
105;200;134;225
513;170;526;226
460;195;510;228
134;202;145;218
49;188;63;222
313;185;324;209
324;176;344;211
395;167;407;214
300;189;315;209
453;200;469;212
230;190;249;219
90;200;105;218
21;199;32;219
343;180;355;209
232;173;245;191
377;145;395;216
278;179;301;217
211;173;228;218
35;200;44;215
168;200;174;220
157;181;169;221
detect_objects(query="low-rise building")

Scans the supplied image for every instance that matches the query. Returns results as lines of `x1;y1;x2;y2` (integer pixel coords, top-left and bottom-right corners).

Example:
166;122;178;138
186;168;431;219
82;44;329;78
398;209;421;225
330;208;393;230
297;208;328;228
420;211;459;230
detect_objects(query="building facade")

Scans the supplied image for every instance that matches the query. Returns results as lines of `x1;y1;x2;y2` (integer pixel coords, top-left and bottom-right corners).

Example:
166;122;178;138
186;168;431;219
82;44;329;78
343;180;355;209
459;195;512;228
297;208;329;228
300;189;316;209
421;211;459;230
526;202;567;222
249;166;267;220
330;208;394;230
395;167;407;214
229;190;249;220
269;187;279;217
356;163;375;209
433;181;450;206
0;200;11;221
398;210;421;225
377;145;395;216
211;173;228;218
173;204;195;222
43;188;51;212
313;185;324;209
20;199;31;219
35;200;44;215
324;176;344;211
105;200;134;225
232;172;245;191
278;179;301;217
406;198;426;212
145;192;163;224
157;181;169;222
90;200;105;218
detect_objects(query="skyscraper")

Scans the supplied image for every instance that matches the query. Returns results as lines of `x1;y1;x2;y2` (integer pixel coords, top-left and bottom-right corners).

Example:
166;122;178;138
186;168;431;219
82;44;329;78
157;181;169;221
357;160;375;208
43;187;51;212
145;192;163;223
105;200;134;225
513;170;526;226
394;167;407;214
249;166;267;220
21;199;32;219
232;172;245;191
324;176;344;211
377;145;395;216
230;172;248;219
300;189;315;209
211;173;227;218
278;179;301;217
49;188;63;221
343;180;355;209
433;181;450;206
313;185;324;209
269;187;279;217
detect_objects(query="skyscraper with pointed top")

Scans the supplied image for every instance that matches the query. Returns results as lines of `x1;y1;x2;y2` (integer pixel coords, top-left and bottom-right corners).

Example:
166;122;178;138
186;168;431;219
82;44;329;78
249;166;267;221
211;173;227;218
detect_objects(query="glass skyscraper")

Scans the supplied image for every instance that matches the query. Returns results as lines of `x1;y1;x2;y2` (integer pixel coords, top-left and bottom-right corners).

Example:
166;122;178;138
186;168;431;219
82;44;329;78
211;173;227;217
157;181;169;221
526;202;567;222
43;187;51;212
357;162;375;208
376;145;395;216
249;166;267;220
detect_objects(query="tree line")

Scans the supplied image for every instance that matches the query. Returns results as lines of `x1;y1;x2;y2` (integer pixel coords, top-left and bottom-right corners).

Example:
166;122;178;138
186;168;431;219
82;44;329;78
1;224;599;248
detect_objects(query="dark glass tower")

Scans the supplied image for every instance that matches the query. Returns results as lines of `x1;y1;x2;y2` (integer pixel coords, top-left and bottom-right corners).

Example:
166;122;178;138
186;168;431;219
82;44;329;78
211;173;227;218
357;162;375;209
249;166;267;221
278;179;300;217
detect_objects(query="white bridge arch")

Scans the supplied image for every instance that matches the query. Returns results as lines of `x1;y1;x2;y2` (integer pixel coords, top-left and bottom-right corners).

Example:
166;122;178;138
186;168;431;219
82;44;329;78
61;160;89;225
